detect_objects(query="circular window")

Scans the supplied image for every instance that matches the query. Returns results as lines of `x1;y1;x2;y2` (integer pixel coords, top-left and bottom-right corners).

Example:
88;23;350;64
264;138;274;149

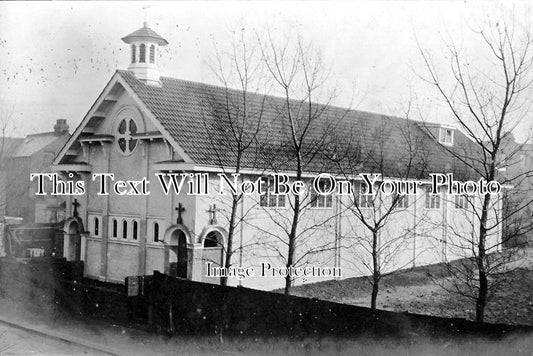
116;118;138;155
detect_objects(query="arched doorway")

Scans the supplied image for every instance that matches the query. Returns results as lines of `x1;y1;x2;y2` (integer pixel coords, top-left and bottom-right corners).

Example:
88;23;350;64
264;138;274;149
203;231;223;248
198;227;227;284
165;227;190;279
63;218;81;261
199;227;226;249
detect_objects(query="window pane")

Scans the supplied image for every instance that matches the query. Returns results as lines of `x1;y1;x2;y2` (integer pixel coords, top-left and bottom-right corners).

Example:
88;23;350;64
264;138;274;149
149;45;155;63
94;217;99;236
204;232;218;248
269;194;276;207
123;220;128;239
129;120;137;134
311;195;318;208
118;119;127;134
113;219;117;237
278;195;286;207
133;221;138;240
139;44;146;63
128;139;137;151
154;223;159;242
326;194;333;208
118;138;126;152
318;196;324;208
131;44;136;63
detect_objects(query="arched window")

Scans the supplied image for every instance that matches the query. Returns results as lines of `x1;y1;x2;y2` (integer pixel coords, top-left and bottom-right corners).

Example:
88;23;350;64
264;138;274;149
133;221;138;241
149;45;155;63
122;220;128;239
131;44;136;63
153;222;159;242
204;231;219;248
139;44;146;63
94;217;100;236
112;219;118;238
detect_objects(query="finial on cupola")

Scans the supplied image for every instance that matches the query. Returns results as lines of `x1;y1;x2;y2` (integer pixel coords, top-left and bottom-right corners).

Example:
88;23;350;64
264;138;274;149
121;17;168;86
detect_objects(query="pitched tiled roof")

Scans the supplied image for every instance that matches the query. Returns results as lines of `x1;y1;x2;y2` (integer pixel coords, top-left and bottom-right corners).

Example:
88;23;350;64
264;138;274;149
121;24;168;46
9;132;69;158
1;137;24;161
118;70;481;179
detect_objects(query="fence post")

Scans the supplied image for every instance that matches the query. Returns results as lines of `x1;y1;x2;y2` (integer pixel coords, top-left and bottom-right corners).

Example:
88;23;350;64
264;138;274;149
147;276;154;326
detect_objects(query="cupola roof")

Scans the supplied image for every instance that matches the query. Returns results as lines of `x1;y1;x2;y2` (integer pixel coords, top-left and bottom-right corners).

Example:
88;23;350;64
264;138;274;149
121;22;168;46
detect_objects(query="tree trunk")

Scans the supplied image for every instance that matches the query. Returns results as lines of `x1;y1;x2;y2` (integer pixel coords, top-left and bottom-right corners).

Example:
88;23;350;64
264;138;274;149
284;161;303;295
220;195;239;287
284;192;300;295
371;231;379;310
371;277;379;310
475;192;491;323
476;268;488;322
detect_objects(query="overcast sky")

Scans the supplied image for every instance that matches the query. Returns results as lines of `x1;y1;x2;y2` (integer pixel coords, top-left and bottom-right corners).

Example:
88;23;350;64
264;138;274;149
1;1;531;142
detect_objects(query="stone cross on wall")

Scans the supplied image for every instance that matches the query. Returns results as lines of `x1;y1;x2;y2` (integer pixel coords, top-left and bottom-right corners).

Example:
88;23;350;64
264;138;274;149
175;203;185;225
72;199;80;218
207;204;220;225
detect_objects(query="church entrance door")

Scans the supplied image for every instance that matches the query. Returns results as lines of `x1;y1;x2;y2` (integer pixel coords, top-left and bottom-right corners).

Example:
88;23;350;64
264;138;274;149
169;230;188;278
65;220;81;261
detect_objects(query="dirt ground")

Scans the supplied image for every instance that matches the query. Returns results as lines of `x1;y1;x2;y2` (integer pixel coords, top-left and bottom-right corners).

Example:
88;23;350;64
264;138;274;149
291;248;533;326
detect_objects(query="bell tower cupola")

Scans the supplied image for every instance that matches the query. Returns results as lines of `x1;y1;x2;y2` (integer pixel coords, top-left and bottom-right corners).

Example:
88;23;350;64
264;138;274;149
121;22;168;86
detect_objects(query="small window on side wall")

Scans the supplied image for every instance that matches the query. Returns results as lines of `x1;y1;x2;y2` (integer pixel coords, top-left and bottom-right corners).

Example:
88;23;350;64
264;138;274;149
311;179;333;208
112;219;118;238
122;220;128;239
153;222;159;242
455;194;468;209
133;221;138;241
394;194;409;209
259;177;286;208
425;189;441;209
94;217;100;236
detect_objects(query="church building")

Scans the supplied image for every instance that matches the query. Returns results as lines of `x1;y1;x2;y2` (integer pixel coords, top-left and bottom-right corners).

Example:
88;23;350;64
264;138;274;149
51;22;502;290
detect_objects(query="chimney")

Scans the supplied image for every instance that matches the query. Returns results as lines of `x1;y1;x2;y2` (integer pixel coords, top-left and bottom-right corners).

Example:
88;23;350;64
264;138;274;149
54;119;69;135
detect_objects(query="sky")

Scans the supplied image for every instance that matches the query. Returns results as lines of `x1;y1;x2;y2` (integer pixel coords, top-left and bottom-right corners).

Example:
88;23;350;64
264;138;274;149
0;1;531;142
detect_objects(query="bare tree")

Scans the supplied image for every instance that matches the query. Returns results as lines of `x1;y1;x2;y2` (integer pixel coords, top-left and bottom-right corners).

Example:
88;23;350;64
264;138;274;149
417;14;533;322
327;108;432;309
200;29;270;286
256;32;344;294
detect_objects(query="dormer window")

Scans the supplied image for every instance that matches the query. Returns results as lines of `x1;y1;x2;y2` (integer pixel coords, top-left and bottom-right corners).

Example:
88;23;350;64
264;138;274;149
139;44;146;63
439;128;454;146
131;44;136;63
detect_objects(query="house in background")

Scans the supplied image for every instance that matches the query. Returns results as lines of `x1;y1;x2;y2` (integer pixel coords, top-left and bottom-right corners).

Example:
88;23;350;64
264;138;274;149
1;136;24;219
498;133;533;247
3;119;70;223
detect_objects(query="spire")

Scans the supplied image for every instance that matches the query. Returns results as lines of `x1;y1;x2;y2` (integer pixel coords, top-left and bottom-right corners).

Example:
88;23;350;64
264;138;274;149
122;21;168;86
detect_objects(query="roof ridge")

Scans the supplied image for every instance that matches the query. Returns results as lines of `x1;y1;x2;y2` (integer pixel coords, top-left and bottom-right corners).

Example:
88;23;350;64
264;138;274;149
117;69;425;125
25;131;63;138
